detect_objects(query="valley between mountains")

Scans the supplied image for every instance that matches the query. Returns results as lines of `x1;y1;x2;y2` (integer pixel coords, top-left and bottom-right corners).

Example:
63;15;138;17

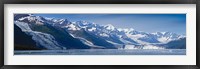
14;14;186;50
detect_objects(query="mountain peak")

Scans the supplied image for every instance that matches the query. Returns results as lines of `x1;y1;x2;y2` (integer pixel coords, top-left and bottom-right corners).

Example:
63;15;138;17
129;28;135;31
58;19;69;24
76;20;95;26
104;24;115;30
153;31;170;35
14;14;186;50
117;28;136;34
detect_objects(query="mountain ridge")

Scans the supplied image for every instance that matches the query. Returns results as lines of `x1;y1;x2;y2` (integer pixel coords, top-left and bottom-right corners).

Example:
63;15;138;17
14;14;186;50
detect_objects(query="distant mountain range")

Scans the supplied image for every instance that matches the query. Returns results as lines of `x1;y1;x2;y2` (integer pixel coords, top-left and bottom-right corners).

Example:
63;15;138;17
14;14;186;50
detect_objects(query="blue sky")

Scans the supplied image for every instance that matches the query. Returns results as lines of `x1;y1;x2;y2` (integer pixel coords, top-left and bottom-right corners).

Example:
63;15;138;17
34;14;186;34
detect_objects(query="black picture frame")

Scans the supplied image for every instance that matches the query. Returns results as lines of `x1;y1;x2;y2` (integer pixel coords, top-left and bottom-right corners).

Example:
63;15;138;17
0;0;199;69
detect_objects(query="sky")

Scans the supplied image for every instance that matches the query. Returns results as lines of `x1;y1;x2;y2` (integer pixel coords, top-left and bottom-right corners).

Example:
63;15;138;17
34;14;186;34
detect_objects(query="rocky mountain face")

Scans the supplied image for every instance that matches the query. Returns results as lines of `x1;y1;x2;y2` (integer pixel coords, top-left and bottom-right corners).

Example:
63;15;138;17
14;14;186;50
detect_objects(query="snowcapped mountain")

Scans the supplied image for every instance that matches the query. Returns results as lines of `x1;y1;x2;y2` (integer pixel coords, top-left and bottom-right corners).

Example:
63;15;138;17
14;14;186;50
103;24;116;31
119;28;184;44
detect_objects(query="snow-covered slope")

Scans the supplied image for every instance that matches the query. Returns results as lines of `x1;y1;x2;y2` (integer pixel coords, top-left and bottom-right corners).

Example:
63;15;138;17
14;14;186;49
15;21;64;50
15;14;91;49
119;28;184;44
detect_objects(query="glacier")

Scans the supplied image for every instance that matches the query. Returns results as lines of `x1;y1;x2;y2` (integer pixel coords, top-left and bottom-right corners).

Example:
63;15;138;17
14;14;186;50
15;21;64;50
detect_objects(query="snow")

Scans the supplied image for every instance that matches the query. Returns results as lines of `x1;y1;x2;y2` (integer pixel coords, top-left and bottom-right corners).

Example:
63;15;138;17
128;34;146;39
157;37;171;43
30;31;63;50
35;21;44;25
124;45;137;49
69;33;94;46
36;16;44;22
117;28;123;31
88;27;96;31
117;35;123;38
18;16;45;25
99;33;109;37
15;21;64;50
18;17;27;21
123;29;129;32
119;39;134;44
81;21;89;25
15;21;32;31
142;45;164;49
69;33;103;48
77;37;94;46
161;32;167;34
44;17;54;20
15;14;185;50
118;28;134;33
27;16;44;22
126;33;149;44
104;24;115;31
123;44;164;49
106;40;121;45
128;28;135;32
66;24;80;31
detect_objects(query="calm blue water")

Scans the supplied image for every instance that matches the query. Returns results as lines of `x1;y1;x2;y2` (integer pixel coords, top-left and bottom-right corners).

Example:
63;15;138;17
14;49;186;55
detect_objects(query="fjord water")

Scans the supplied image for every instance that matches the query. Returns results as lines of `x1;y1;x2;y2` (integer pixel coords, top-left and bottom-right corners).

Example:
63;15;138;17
14;49;186;55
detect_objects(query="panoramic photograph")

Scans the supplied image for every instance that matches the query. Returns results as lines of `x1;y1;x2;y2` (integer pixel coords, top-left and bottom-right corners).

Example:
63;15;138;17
14;14;186;55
